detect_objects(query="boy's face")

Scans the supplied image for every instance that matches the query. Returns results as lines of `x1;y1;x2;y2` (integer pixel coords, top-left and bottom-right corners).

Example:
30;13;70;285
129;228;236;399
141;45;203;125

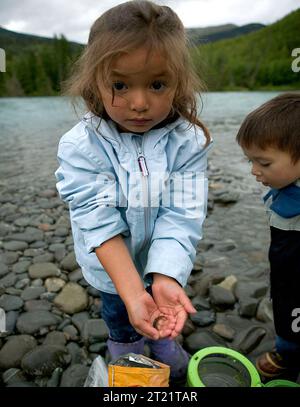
98;47;176;133
243;145;300;189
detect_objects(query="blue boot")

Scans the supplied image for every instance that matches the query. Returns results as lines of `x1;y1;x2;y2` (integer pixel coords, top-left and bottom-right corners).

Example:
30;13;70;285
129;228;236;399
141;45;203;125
107;337;146;361
147;338;189;384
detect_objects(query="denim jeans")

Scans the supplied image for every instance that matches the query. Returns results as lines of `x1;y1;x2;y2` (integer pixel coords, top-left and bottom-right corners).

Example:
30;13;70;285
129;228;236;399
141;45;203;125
276;335;300;367
99;287;152;343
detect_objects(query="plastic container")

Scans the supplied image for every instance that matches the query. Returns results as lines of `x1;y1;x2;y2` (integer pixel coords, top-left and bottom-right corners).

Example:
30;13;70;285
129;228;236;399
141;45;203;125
264;379;300;387
187;347;262;387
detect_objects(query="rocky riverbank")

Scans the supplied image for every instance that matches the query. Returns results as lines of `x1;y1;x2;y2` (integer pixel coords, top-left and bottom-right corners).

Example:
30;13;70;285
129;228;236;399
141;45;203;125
0;156;283;387
1;92;298;387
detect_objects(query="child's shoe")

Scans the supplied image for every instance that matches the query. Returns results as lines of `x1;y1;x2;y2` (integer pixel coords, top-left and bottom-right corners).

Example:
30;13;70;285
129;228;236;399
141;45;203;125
107;337;145;361
147;338;190;385
256;351;288;378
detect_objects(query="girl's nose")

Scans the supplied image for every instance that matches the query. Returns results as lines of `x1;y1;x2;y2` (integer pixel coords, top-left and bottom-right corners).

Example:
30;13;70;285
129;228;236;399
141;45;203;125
129;90;149;112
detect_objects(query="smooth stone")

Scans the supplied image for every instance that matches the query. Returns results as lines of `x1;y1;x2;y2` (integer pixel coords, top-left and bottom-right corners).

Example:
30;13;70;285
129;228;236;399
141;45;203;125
8;227;44;243
60;252;78;272
0;294;24;311
71;312;90;335
5;310;19;333
82;319;109;344
30;241;47;249
5;287;22;296
12;261;31;274
0;335;37;369
16;310;60;334
1;252;19;265
212;323;236;341
45;277;66;293
256;297;274;322
39;189;57;198
14;217;31;227
209;285;236;308
63;325;79;341
48;243;65;253
24;248;44;257
33;253;54;263
28;263;60;279
217;275;238;293
21;345;70;376
66;342;89;365
47;367;63;387
43;331;67;347
234;281;268;301
54;283;88;314
3;241;29;251
184;331;227;353
87;286;101;298
68;269;83;282
24;299;52;312
88;342;107;354
213;190;240;203
60;364;90;387
54;228;69;237
20;286;46;301
191;295;211;311
54;247;66;262
31;278;44;287
190;311;216;327
0;272;18;288
15;278;30;290
0;262;9;277
192;271;225;296
233;326;267;354
239;297;259;318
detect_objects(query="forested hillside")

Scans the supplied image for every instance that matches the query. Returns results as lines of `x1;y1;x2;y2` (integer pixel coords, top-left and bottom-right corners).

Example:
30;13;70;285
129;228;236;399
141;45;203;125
196;8;300;90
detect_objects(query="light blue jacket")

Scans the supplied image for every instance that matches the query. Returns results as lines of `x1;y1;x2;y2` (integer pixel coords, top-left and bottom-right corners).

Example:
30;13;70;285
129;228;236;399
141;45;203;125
55;114;211;294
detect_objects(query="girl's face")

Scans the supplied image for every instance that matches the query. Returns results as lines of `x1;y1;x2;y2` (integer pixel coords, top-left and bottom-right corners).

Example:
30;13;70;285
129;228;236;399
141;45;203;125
243;145;300;189
98;47;177;133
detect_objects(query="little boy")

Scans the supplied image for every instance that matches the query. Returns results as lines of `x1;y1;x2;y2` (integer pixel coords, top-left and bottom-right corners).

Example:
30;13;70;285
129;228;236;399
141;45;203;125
236;92;300;379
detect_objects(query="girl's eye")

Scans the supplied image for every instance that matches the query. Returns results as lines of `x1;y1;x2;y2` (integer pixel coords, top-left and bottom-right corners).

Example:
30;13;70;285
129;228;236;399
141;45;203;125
260;162;271;167
112;81;127;91
151;80;166;91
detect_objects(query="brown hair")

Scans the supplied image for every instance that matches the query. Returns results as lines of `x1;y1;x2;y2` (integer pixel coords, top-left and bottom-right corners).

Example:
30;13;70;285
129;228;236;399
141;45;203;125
236;92;300;163
63;0;210;142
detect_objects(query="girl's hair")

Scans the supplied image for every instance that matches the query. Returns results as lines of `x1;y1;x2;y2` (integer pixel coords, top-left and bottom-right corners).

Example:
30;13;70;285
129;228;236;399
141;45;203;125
63;0;210;142
236;92;300;164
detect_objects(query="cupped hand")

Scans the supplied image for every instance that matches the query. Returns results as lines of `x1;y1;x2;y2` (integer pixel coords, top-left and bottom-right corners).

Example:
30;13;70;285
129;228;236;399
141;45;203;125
152;274;196;339
125;290;176;340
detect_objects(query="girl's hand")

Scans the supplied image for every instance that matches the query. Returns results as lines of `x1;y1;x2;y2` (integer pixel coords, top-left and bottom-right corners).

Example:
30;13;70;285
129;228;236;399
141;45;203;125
125;290;176;340
152;273;197;339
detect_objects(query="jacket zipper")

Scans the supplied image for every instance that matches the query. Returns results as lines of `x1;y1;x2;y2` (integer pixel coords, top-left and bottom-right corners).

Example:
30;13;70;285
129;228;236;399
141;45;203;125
134;137;151;251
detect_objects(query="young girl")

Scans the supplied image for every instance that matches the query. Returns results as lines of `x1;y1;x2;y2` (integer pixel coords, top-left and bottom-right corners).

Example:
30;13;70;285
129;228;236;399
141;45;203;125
55;0;211;382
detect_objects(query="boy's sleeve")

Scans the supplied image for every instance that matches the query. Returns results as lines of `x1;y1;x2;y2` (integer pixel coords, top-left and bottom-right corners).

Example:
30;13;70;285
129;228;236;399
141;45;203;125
55;141;129;253
144;132;211;287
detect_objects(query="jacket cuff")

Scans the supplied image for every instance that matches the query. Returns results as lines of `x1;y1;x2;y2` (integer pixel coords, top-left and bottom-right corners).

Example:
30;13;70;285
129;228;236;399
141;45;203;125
84;225;130;253
144;239;193;287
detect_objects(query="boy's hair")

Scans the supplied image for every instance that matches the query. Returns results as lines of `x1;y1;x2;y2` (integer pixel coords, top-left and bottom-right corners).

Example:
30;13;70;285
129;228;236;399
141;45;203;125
236;92;300;163
63;0;209;141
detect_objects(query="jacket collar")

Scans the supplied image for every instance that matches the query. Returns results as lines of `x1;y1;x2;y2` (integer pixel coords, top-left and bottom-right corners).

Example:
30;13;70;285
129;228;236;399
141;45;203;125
82;112;185;151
